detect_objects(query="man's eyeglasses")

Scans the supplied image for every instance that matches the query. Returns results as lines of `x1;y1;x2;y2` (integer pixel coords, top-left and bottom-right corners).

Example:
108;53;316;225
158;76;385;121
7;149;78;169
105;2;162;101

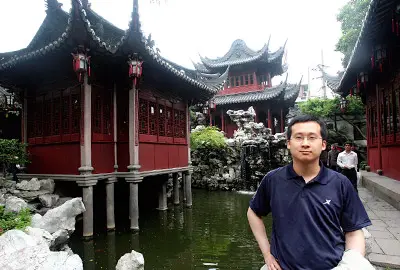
290;135;323;142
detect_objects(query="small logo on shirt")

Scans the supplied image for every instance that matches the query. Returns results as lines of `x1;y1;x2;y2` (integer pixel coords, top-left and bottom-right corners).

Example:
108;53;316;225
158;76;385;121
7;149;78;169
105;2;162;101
323;199;331;205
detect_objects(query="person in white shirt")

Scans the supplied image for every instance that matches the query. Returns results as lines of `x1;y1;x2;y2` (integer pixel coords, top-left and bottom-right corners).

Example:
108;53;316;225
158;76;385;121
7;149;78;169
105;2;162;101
337;142;359;192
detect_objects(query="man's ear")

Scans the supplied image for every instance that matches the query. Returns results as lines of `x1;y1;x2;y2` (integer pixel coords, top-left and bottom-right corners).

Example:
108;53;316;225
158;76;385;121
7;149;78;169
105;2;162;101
322;140;327;151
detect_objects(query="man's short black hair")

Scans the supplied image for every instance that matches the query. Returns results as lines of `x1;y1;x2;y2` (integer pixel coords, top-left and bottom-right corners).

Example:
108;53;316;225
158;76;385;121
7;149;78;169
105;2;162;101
287;114;328;141
345;141;353;146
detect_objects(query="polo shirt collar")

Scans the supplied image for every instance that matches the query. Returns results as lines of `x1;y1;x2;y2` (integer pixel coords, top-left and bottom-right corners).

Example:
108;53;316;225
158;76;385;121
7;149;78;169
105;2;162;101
287;161;329;185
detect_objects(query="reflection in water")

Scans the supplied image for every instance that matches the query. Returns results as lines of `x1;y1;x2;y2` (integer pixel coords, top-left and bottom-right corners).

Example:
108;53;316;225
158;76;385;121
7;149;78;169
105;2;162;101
70;190;271;270
107;231;116;270
83;240;95;270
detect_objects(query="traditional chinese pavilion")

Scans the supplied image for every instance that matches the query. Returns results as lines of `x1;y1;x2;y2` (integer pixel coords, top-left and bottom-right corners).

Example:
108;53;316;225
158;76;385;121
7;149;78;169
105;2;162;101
322;0;399;180
193;39;301;137
0;0;228;237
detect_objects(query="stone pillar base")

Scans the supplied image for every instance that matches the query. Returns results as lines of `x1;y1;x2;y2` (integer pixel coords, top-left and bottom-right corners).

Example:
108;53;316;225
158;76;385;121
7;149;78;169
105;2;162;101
77;180;97;239
126;176;142;231
105;177;117;231
157;176;168;211
173;173;180;205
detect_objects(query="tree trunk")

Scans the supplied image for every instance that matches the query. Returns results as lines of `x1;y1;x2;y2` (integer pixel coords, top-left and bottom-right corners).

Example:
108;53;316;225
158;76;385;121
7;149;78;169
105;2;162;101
338;114;366;140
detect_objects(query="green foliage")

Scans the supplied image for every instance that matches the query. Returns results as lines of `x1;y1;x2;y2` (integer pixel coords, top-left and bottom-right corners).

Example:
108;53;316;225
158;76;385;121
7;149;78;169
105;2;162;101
0;206;31;235
360;161;367;170
0;139;29;176
335;0;370;67
298;96;364;117
190;126;227;151
0;139;29;166
345;95;364;115
299;97;340;117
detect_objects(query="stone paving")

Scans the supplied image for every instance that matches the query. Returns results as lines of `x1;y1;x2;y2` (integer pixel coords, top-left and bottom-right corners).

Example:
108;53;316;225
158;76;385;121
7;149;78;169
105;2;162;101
359;187;400;269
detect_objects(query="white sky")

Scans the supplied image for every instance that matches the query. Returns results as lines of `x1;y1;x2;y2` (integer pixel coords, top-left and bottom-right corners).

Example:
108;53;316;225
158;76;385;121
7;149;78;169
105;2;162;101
0;0;348;97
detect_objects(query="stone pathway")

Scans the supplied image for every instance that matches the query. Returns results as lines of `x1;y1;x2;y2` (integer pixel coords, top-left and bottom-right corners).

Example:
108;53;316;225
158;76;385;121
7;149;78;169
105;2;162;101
359;187;400;269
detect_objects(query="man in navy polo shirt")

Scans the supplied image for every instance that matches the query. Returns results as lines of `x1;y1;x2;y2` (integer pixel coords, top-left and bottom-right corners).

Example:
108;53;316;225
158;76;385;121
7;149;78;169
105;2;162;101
247;115;371;270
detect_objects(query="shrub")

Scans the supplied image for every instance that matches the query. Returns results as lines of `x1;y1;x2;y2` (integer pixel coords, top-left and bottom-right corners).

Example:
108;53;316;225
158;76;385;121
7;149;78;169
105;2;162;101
0;206;31;235
190;126;227;151
359;161;367;170
0;139;30;177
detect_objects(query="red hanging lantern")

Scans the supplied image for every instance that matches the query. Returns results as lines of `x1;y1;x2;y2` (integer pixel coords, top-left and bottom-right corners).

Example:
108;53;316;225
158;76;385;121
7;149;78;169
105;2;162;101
71;52;90;82
128;53;143;87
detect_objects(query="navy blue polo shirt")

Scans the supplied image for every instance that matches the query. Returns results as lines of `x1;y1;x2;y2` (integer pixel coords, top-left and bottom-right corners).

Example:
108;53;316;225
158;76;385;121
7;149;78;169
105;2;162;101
250;163;371;270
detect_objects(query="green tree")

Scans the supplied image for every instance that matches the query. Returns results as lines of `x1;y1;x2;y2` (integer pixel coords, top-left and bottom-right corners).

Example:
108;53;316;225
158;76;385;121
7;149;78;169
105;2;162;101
336;0;370;67
0;139;29;177
298;96;366;142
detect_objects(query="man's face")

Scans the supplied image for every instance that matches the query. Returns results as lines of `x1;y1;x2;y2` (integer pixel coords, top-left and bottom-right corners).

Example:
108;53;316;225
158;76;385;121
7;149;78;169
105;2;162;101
345;144;351;151
287;121;326;163
331;145;335;150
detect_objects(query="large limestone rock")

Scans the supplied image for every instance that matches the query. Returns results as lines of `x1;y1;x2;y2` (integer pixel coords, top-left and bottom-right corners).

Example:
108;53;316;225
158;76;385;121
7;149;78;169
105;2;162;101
31;197;86;234
0;229;83;270
116;250;145;270
4;195;28;213
16;178;41;191
39;194;60;208
39;179;55;193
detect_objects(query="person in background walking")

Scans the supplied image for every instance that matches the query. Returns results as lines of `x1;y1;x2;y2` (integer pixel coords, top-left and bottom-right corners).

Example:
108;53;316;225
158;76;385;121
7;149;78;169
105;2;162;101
337;142;359;192
328;144;339;171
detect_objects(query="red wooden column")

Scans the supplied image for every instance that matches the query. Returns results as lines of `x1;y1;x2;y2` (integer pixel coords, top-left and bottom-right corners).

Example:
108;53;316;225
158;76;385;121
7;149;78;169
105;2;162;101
376;84;383;172
280;109;284;133
221;108;225;131
267;108;272;129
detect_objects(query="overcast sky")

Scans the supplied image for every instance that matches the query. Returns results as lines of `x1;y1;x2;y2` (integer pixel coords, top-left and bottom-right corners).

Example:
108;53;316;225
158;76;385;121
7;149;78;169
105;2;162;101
0;0;348;97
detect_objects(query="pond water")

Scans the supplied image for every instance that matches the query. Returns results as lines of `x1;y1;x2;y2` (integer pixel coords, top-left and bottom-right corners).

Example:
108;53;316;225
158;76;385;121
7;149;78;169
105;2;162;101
70;189;272;270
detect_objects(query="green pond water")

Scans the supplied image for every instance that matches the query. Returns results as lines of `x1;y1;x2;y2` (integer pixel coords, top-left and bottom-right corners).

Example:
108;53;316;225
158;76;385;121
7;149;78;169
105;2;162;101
70;189;272;270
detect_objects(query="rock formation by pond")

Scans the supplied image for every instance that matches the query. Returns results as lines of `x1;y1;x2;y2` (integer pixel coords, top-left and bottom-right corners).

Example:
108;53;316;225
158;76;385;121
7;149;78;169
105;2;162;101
0;176;87;269
0;195;86;270
191;107;291;191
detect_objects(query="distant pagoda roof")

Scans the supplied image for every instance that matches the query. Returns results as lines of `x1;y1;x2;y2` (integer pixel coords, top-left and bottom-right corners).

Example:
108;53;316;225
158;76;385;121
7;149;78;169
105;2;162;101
194;38;287;74
317;65;344;94
0;0;228;101
213;75;302;106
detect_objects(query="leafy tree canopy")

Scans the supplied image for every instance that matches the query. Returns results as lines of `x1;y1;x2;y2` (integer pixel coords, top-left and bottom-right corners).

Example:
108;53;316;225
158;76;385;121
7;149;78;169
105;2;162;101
335;0;370;67
298;96;364;117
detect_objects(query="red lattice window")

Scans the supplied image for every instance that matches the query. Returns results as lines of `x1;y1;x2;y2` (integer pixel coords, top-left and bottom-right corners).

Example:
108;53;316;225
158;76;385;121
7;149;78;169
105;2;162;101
52;96;61;135
179;110;186;138
173;109;180;137
93;94;102;133
103;95;111;135
43;98;52;136
385;91;394;142
62;94;70;134
139;99;148;134
27;99;35;138
166;107;173;137
71;90;80;134
34;98;43;137
149;102;157;135
158;104;165;136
